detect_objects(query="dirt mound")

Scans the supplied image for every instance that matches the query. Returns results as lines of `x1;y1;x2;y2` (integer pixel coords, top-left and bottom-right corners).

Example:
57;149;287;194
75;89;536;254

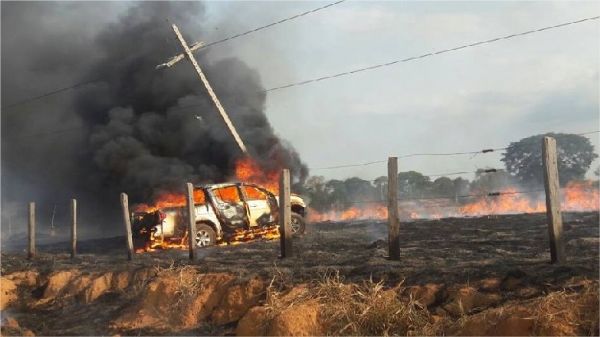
243;276;431;336
5;271;39;288
236;306;269;336
210;275;266;325
111;268;235;332
0;270;40;310
0;277;17;310
406;283;446;307
41;269;80;300
442;286;502;316
267;300;322;336
235;284;323;336
1;317;35;336
36;268;150;306
449;282;599;336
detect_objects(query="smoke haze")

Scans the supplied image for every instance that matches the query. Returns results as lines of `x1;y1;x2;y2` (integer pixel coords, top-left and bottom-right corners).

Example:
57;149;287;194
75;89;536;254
1;1;307;237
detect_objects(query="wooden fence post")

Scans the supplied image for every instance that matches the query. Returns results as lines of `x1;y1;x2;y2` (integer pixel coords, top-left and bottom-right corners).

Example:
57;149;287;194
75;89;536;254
28;202;35;259
71;199;77;258
388;157;400;260
542;137;565;264
279;169;292;258
186;183;197;261
120;193;134;260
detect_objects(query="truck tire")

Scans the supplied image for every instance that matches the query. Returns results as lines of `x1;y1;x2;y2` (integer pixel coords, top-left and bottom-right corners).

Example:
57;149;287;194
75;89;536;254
195;223;216;248
290;213;306;235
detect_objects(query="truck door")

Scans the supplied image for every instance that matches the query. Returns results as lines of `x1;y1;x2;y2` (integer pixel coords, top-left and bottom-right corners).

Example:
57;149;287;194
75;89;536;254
210;186;249;231
241;185;273;227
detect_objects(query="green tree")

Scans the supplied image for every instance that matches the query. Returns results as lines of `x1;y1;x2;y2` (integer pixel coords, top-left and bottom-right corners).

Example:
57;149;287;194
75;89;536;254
325;179;348;209
373;176;388;201
430;177;454;197
453;177;470;196
303;176;330;212
470;168;514;193
397;171;430;198
502;133;597;186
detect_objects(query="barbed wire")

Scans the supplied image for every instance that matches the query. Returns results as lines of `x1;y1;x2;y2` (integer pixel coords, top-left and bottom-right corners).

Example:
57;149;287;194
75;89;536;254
366;168;500;182
340;188;547;205
309;148;506;170
265;15;600;92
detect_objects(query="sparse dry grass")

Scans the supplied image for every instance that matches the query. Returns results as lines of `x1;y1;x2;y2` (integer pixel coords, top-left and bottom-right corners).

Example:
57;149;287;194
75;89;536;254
314;272;433;336
532;281;599;336
265;270;436;336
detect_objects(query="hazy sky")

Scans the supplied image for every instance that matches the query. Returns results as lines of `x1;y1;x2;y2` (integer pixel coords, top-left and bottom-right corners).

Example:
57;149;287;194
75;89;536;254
4;1;599;183
200;1;599;181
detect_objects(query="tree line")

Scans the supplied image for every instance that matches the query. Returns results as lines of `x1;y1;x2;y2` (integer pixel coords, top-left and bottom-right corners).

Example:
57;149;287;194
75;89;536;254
298;133;598;212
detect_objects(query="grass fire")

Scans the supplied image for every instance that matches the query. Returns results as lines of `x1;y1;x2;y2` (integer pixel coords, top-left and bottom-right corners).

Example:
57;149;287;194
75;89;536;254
2;2;599;337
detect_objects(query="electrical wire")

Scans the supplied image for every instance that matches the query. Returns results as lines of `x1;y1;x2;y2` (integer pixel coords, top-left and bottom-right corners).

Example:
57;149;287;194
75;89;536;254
266;16;600;92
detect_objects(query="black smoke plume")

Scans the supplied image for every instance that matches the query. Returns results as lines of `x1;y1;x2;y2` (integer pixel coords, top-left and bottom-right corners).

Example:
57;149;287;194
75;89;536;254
1;2;307;237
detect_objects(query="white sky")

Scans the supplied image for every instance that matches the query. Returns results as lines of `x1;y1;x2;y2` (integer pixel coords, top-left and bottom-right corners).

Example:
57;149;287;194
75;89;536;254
200;1;599;181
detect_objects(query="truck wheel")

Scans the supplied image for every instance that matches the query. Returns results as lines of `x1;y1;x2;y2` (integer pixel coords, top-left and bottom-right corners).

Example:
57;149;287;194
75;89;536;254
195;224;216;248
290;213;306;235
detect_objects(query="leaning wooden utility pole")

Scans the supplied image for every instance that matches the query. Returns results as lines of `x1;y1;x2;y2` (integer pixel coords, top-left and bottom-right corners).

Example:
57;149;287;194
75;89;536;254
387;157;400;260
542;137;565;264
157;24;248;154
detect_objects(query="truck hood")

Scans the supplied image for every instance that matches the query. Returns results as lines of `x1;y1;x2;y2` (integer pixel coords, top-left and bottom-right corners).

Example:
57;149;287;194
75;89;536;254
290;194;306;207
276;193;305;207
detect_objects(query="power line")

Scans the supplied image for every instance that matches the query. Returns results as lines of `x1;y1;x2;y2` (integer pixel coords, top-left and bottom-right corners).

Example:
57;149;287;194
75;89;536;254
576;130;600;136
308;129;600;172
266;15;600;92
1;1;346;112
202;0;345;49
2;77;102;111
12;126;84;139
310;160;387;170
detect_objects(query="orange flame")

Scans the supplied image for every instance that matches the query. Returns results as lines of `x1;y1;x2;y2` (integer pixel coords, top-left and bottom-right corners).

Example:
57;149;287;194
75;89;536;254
234;157;279;193
308;180;599;222
308;205;388;222
134;190;206;212
458;188;545;216
562;180;599;211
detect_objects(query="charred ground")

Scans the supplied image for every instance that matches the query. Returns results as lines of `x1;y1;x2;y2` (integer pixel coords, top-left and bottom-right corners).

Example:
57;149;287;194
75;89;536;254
1;212;598;335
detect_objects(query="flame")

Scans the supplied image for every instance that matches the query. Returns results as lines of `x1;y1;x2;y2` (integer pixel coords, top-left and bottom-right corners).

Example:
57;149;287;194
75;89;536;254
458;188;545;216
220;225;280;245
562;180;599;211
134;190;206;212
133;157;285;253
135;226;280;253
134;157;280;213
234;157;279;193
308;180;599;222
308;205;388;222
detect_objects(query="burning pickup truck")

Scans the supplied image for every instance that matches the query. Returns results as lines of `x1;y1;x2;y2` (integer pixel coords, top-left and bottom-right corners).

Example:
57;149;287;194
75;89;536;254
132;182;307;249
